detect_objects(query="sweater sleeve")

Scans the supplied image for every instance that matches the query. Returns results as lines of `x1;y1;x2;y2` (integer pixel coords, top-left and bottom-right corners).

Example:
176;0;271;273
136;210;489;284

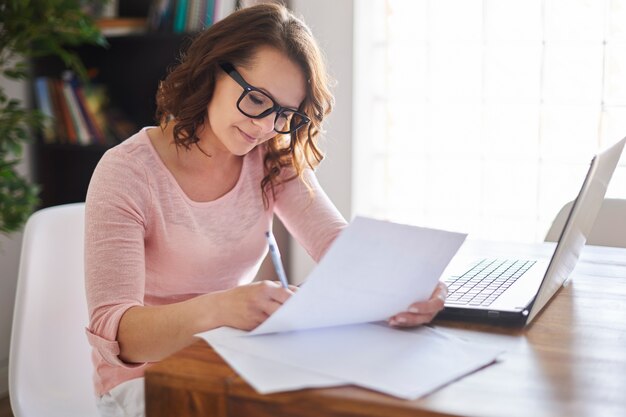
84;148;152;368
273;169;348;263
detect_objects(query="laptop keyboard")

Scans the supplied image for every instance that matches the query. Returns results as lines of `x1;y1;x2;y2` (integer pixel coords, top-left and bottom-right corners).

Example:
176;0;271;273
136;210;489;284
444;258;536;307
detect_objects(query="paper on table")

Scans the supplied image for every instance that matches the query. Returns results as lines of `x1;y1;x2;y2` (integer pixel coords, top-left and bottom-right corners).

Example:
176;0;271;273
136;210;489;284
251;217;467;335
199;323;503;400
198;326;347;393
196;217;482;399
211;344;347;394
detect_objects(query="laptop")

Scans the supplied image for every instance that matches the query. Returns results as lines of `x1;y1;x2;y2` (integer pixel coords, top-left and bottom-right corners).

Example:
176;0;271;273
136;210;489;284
436;136;626;326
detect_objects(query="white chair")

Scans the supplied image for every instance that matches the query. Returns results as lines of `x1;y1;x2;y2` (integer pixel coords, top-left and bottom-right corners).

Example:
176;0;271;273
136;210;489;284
545;198;626;248
9;203;98;417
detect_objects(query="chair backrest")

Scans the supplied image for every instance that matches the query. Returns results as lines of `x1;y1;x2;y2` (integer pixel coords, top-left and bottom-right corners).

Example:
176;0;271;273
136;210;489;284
545;198;626;248
9;203;98;417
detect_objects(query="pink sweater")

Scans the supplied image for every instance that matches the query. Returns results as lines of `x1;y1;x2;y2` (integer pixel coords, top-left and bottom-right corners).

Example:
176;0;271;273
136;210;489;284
84;128;347;395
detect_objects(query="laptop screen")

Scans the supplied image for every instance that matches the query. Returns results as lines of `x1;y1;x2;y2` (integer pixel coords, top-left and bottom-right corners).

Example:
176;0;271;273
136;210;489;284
527;137;626;324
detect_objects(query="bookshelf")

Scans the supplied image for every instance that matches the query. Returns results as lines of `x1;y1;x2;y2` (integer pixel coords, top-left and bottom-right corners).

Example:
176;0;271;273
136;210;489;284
27;0;294;283
29;0;259;208
30;20;190;208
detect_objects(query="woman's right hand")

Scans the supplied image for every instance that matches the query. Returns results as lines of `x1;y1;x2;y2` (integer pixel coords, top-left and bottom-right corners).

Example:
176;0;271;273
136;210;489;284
218;280;297;331
116;280;297;363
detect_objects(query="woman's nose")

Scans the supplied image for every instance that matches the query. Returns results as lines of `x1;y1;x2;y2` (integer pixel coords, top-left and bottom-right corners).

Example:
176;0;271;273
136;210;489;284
251;113;275;134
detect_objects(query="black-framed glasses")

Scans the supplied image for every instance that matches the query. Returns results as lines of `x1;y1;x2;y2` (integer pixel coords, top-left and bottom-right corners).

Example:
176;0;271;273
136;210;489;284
220;62;310;134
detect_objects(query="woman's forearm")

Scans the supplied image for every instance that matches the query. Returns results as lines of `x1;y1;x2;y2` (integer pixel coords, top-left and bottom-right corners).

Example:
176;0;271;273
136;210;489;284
115;280;294;363
116;291;225;363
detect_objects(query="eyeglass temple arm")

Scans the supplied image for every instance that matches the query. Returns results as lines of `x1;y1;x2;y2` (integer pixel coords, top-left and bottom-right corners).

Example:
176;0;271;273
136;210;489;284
219;62;249;90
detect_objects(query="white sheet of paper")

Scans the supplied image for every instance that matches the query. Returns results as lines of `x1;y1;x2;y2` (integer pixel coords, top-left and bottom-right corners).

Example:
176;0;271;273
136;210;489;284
251;217;467;335
211;344;347;393
198;326;347;393
195;218;489;399
199;323;502;400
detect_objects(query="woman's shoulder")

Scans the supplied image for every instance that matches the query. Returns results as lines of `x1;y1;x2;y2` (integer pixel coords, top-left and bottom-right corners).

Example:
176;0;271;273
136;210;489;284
90;128;159;192
103;128;154;161
97;128;163;176
87;129;156;212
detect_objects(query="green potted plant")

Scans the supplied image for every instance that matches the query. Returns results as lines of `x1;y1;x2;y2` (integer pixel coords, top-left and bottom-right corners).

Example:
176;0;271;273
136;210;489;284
0;0;106;234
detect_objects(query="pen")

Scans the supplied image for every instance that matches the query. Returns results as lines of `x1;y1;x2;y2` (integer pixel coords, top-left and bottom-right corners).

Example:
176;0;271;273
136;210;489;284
265;230;289;289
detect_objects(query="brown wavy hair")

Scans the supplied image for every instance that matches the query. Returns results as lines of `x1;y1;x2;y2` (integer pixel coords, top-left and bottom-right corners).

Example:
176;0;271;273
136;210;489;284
155;3;334;206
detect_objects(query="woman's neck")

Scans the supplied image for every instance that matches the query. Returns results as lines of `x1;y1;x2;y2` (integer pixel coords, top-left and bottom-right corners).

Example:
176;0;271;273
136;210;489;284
163;123;242;174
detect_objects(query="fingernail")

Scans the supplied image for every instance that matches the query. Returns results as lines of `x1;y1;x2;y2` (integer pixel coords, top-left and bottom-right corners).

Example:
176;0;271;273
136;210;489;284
397;317;407;323
409;307;419;313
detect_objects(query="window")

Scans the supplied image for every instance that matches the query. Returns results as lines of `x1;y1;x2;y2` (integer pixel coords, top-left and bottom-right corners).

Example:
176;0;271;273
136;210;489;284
354;0;626;241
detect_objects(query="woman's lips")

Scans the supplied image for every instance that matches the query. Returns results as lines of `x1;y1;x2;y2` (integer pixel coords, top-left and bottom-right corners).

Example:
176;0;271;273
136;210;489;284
238;128;257;144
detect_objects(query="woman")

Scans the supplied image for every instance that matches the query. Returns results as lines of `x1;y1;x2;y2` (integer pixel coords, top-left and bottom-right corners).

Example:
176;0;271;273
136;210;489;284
85;4;447;416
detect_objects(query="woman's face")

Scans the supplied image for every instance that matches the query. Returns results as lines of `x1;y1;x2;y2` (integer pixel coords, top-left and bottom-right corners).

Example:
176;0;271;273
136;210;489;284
205;46;307;156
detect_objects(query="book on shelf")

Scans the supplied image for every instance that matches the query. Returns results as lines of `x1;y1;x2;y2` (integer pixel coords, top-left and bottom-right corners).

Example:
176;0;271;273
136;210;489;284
61;72;92;145
214;0;237;22
148;0;173;32
148;0;235;33
51;78;78;144
82;83;110;144
203;0;215;29
33;77;56;144
185;0;205;32
45;78;68;142
69;77;107;145
173;0;188;32
33;74;137;146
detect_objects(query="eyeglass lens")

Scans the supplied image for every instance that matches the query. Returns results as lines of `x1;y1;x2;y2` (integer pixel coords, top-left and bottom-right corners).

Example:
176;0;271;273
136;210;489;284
238;90;305;134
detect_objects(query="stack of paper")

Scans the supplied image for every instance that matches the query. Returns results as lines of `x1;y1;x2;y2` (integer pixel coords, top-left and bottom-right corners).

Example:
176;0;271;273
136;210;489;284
197;217;503;400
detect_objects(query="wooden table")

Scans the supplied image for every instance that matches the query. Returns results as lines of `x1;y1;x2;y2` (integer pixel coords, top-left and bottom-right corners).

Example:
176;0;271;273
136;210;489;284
145;243;626;417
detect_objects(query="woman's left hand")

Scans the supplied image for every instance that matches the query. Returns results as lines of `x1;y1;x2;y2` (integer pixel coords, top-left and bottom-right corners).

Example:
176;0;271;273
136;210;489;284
388;281;448;327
